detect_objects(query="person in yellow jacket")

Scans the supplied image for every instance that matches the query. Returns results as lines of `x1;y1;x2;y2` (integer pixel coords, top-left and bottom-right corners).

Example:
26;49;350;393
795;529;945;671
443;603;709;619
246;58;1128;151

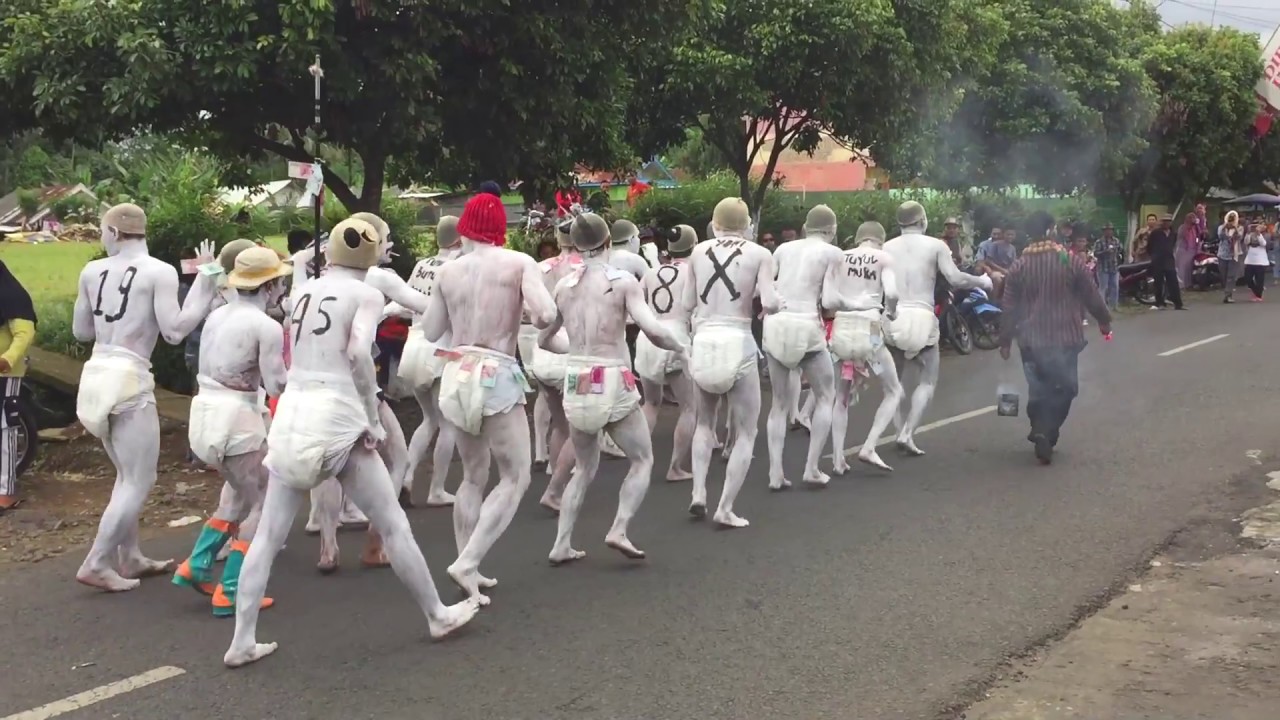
0;259;36;512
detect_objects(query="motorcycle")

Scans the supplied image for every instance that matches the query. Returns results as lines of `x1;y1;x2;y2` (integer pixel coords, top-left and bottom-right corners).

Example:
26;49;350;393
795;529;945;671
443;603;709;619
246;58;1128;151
956;287;1002;350
1191;251;1220;290
1118;261;1158;305
8;380;42;478
935;293;973;355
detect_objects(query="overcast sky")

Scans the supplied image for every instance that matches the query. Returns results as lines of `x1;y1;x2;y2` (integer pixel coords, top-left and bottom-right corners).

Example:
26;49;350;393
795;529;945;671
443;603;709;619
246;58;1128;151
1114;0;1280;38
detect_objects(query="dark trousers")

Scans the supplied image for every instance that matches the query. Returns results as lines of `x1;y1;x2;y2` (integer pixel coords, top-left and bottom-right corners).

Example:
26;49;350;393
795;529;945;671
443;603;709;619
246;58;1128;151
1019;345;1080;447
1152;266;1182;308
1244;265;1267;298
1;377;21;495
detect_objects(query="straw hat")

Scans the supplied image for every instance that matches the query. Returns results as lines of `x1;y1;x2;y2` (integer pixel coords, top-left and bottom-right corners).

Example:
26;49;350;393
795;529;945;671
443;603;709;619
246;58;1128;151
228;247;293;290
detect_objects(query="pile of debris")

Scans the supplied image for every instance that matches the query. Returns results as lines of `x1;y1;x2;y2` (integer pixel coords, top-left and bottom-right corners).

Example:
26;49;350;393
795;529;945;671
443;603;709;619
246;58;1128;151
56;223;99;243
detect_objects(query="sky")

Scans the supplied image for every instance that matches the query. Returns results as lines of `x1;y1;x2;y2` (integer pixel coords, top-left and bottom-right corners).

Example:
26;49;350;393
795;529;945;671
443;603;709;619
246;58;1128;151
1114;0;1280;38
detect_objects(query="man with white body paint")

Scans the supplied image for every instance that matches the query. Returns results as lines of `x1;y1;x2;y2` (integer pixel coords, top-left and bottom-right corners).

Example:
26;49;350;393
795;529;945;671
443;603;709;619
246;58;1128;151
529;224;584;514
634;224;699;481
538;214;686;563
763;205;845;489
882;201;991;456
224;218;478;668
422;193;557;605
174;248;290;616
395;215;463;508
73;204;217;592
821;221;904;473
609;219;652;279
682;197;781;528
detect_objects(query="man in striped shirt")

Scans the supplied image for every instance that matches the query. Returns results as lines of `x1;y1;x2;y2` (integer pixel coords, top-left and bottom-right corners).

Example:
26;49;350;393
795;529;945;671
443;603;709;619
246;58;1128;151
999;211;1112;465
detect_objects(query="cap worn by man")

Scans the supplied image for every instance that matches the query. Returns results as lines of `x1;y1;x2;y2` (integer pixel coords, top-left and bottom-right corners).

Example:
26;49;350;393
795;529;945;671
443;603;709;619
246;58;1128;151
944;217;960;226
804;204;837;239
228;247;294;290
436;215;461;248
103;203;147;237
611;220;640;247
327;217;381;270
218;239;258;274
457;193;508;247
896;201;927;228
712;197;750;235
668;225;698;254
571;214;611;253
856;221;886;245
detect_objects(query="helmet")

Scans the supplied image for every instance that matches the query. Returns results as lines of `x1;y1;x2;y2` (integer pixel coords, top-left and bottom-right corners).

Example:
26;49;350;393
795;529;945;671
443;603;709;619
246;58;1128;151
804;204;837;240
711;198;750;235
668;225;697;254
218;239;257;274
611;219;640;247
571;213;610;252
436;215;461;248
326;218;381;269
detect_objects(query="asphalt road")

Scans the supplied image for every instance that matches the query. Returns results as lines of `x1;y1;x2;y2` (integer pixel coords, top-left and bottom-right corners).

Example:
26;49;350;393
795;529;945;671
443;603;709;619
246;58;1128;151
2;297;1277;720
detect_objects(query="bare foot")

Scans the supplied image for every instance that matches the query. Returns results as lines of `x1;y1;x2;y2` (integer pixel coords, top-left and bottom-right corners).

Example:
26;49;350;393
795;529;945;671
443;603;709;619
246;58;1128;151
768;475;792;491
665;468;693;482
304;520;321;535
605;533;646;560
317;551;339;575
689;500;707;519
119;555;176;579
539;493;562;515
832;457;851;476
428;599;481;640
398;488;415;509
896;438;925;457
425;491;456;508
801;468;830;487
601;437;626;458
720;444;732;461
361;549;391;568
447;563;491;607
76;566;141;592
339;504;369;529
224;641;279;668
712;511;750;529
857;448;893;471
477;573;498;589
548;547;586;566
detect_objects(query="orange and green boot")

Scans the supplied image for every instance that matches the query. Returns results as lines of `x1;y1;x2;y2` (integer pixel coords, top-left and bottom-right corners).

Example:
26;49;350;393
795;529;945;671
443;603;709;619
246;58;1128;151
212;539;274;618
172;518;235;596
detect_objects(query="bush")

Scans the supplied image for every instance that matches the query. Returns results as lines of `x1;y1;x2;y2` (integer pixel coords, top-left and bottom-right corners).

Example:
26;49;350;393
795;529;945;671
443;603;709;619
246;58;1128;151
319;198;433;279
33;299;89;361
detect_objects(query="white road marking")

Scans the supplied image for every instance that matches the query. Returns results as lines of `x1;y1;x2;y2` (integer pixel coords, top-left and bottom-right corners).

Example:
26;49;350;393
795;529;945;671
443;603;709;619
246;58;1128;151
1157;333;1229;357
828;405;996;460
2;666;186;720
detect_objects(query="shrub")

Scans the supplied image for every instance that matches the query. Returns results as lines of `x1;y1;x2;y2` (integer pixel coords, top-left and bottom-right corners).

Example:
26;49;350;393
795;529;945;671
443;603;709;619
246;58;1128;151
33;299;89;361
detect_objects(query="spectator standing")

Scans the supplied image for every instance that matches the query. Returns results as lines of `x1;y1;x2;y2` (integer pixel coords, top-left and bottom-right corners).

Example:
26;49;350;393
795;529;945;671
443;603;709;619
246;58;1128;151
975;224;1017;300
998;211;1112;465
1147;213;1184;310
1175;212;1199;289
0;259;35;511
1243;222;1270;302
941;217;964;266
1131;213;1156;262
1094;222;1123;310
1217;211;1244;303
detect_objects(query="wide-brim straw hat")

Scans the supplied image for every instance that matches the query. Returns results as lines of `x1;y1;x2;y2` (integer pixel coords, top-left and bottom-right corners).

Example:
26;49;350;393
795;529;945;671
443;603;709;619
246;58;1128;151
228;246;293;289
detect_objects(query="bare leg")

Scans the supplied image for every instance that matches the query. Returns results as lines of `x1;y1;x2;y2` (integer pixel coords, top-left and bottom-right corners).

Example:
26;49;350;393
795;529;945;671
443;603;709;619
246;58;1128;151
719;396;734;460
858;346;902;471
339;491;368;528
448;408;531;605
831;370;855;476
532;392;551;467
764;355;796;491
341;449;480;636
640;377;664;432
538;386;573;513
716;369;762;528
797;351;835;486
221;452;265;541
224;476;302;668
78;406;167;591
896;347;938;456
798;387;815;430
690;387;722;518
789;372;808;430
377;400;410;493
403;386;439;500
426;402;459;507
548;427;600;565
313;476;342;573
666;372;696;482
305;486;323;534
602;411;654;559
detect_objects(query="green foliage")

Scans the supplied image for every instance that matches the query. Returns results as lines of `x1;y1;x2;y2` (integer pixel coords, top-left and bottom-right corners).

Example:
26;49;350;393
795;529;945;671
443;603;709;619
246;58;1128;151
665;129;732;179
125;150;238;267
966;192;1108;245
15;188;39;224
48;193;96;223
32;300;89;361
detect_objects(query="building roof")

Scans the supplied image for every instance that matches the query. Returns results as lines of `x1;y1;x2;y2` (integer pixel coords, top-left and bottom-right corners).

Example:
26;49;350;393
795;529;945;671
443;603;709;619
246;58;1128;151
217;180;295;208
0;184;100;226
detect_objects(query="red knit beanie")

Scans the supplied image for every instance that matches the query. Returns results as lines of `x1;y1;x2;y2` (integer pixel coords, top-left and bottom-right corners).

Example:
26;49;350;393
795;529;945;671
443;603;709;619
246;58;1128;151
457;193;507;247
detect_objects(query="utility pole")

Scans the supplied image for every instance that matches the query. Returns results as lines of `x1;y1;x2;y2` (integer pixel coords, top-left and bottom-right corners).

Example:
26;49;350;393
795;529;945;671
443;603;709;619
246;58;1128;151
1210;0;1218;29
308;55;325;281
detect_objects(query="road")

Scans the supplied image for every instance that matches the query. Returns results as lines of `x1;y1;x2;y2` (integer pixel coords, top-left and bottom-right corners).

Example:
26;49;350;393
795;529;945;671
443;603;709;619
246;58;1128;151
2;298;1276;720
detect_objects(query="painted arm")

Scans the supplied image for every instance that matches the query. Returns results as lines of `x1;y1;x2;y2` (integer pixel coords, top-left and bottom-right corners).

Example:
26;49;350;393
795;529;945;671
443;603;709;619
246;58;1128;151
757;251;783;313
522;256;557;329
257;320;289;397
72;268;95;342
381;301;415;320
936;244;992;292
368;268;429;315
625;279;684;353
421;268;451;343
881;253;900;319
348;289;384;434
820;256;855;313
154;266;216;345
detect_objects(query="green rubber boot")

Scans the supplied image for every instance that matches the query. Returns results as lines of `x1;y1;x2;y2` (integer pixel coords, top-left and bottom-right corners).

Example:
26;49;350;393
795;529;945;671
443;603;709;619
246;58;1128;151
212;540;273;617
172;519;234;595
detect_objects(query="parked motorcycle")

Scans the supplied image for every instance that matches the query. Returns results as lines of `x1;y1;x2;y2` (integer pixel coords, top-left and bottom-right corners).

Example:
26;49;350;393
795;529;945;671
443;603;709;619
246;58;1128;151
1118;261;1158;305
935;294;973;355
956;287;1002;350
8;380;42;478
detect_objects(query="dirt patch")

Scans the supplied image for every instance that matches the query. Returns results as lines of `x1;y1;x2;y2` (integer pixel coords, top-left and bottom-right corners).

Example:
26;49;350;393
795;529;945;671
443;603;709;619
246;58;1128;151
0;419;221;567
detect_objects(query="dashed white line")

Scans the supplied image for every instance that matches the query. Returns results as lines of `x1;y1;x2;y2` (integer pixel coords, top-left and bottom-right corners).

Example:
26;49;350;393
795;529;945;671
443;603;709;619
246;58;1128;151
2;666;186;720
828;405;997;460
1157;333;1229;357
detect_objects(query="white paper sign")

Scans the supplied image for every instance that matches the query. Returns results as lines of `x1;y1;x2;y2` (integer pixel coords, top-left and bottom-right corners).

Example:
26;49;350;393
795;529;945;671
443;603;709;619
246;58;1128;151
1258;25;1280;114
288;161;316;180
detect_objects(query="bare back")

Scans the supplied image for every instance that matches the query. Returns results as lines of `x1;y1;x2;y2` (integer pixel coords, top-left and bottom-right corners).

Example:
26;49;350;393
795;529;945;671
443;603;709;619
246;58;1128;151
772;238;844;310
685;237;774;320
429;245;553;356
833;245;894;312
286;273;380;377
640;258;693;323
884;231;987;311
75;253;179;357
554;265;635;362
199;302;286;393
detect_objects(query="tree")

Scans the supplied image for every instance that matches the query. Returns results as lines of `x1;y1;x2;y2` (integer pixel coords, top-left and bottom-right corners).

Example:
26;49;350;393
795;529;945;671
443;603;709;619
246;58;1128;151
643;0;999;215
15;189;39;229
2;1;694;212
912;0;1158;195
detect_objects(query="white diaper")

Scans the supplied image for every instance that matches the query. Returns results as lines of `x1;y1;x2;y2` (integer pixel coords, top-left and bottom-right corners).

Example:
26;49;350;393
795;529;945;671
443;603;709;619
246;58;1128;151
762;310;826;369
188;375;268;468
885;306;940;359
437;346;531;435
634;319;691;383
75;345;157;439
528;329;570;390
689;318;758;395
562;356;642;434
517;324;539;370
265;371;370;491
830;309;885;364
398;325;449;391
